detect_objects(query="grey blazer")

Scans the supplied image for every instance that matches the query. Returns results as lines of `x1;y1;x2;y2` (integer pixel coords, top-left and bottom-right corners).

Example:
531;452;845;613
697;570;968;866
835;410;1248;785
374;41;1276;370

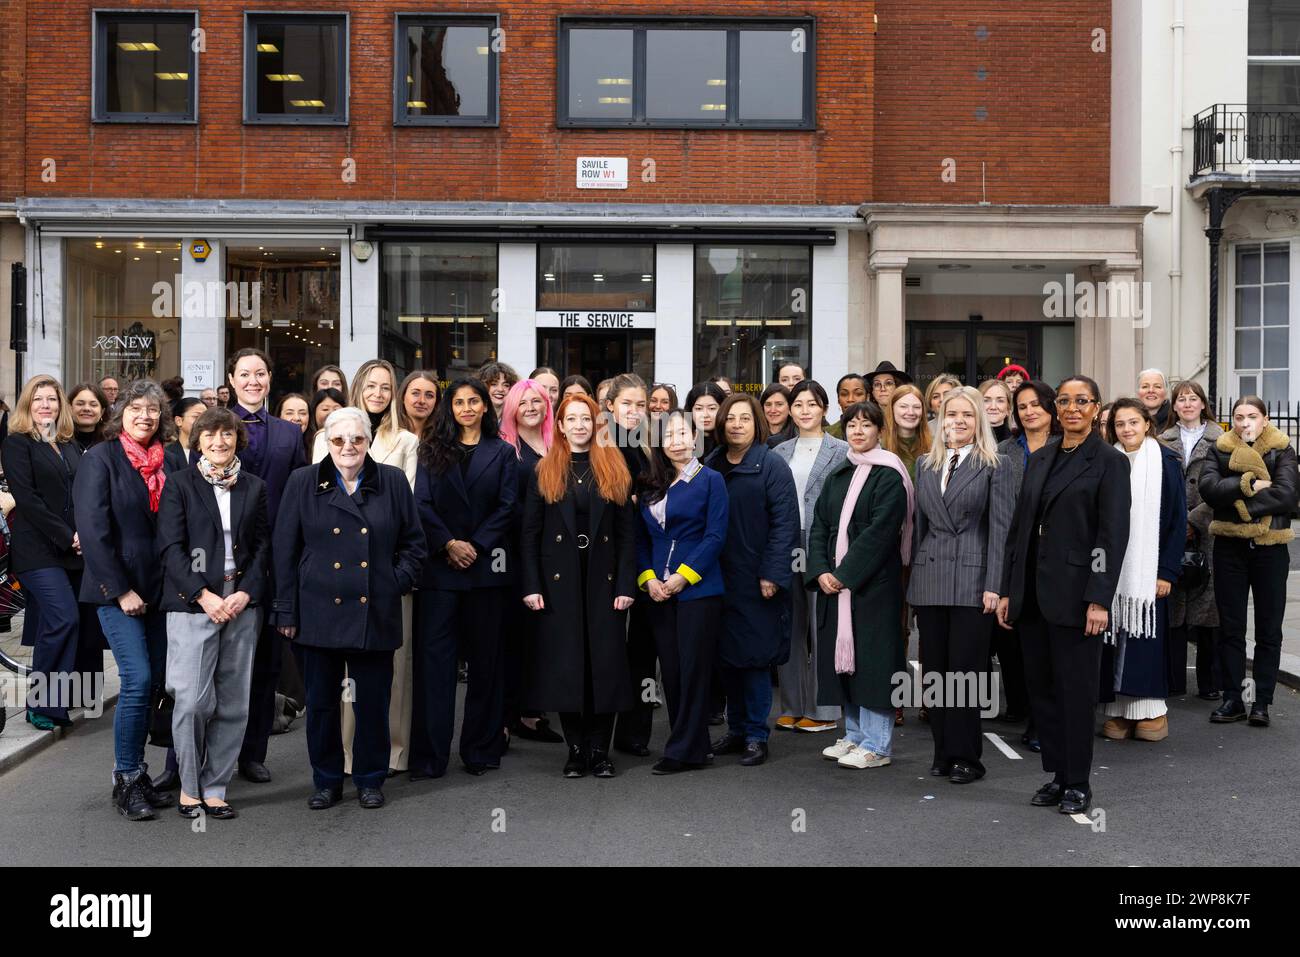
773;434;849;544
907;449;1015;608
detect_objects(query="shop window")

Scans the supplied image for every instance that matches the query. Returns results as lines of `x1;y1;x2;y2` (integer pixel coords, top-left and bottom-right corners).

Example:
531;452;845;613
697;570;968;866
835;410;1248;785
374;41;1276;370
537;245;655;312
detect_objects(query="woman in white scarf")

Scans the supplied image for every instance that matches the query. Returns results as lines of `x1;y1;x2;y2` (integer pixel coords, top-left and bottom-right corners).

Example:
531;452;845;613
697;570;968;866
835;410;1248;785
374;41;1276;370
1100;399;1187;742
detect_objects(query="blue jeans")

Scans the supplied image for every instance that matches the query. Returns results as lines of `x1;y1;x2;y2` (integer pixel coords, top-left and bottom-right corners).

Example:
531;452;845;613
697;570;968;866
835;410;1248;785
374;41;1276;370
720;665;773;743
98;605;167;775
845;707;895;756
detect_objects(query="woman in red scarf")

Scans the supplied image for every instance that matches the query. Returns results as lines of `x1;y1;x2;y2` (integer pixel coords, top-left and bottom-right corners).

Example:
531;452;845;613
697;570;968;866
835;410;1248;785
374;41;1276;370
73;379;177;822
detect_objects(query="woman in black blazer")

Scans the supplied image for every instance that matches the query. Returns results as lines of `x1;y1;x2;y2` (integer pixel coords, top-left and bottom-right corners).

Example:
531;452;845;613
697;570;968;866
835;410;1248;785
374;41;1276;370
157;407;271;819
164;397;204;474
520;394;638;778
272;406;426;810
996;375;1130;816
411;378;518;779
73;379;178;822
1;375;84;729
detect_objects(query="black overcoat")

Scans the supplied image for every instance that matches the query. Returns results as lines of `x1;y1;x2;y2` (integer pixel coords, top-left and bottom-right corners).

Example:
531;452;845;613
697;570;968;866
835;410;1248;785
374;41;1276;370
73;439;165;606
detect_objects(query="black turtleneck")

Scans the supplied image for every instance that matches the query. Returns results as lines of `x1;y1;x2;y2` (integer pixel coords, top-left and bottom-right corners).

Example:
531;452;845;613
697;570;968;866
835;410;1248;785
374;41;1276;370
368;410;385;436
571;450;593;531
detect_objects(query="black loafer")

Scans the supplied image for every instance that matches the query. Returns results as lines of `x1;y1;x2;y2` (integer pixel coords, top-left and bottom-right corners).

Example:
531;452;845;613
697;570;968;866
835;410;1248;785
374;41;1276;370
150;767;181;793
1021;732;1041;752
462;762;490;776
308;787;343;810
239;761;272;783
589;752;616;778
1210;700;1247;723
1196;690;1222;701
739;741;769;766
652;757;706;775
614;741;651;757
357;788;385;809
929;763;952;777
1059;788;1091;814
204;802;238;820
710;733;747;756
562;745;587;778
708;711;725;727
1248;705;1270;727
996;712;1026;724
1031;781;1065;807
176;800;203;819
948;763;984;784
512;719;565;744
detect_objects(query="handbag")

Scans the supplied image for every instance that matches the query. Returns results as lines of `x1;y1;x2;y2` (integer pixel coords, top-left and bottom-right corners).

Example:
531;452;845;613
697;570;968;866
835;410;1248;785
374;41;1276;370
1180;531;1210;592
149;689;175;749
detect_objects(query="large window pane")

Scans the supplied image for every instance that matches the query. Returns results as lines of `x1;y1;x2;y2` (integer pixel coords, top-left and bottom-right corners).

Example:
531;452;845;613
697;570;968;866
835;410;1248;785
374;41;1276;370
1237;330;1264;369
1237;287;1262;327
401;21;495;123
567;29;634;120
645;30;727;120
739;30;806;122
538;246;654;311
694;245;811;393
250;16;346;121
1263;370;1291;401
380;243;498;383
1250;0;1300;55
1234;240;1291;398
1249;64;1300;107
97;13;196;120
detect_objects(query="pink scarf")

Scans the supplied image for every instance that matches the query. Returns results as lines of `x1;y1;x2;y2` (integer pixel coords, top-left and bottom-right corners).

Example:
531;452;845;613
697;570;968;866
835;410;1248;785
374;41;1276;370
834;448;915;674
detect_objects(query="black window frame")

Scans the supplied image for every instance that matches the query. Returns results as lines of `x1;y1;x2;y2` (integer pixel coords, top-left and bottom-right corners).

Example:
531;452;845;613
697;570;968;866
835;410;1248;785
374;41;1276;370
243;11;350;126
393;13;501;127
556;16;816;130
92;9;200;124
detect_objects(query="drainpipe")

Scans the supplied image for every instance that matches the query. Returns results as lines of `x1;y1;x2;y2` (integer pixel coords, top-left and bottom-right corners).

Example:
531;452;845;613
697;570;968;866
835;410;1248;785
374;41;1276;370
1170;0;1185;380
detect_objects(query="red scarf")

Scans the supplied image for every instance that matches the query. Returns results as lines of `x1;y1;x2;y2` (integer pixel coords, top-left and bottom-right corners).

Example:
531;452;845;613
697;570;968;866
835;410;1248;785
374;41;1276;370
119;432;166;512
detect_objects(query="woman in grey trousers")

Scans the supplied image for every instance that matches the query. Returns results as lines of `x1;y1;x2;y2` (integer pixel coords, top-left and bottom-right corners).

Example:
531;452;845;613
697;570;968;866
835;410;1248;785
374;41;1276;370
772;380;848;732
157;407;270;819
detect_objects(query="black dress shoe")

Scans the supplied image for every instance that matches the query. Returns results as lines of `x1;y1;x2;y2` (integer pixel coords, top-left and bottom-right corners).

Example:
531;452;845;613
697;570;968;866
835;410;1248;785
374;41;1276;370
739;741;768;766
563;745;587;778
1031;781;1065;807
710;733;747;756
1058;788;1091;814
139;772;176;809
1248;705;1270;727
462;762;490;776
308;787;343;810
948;763;984;784
511;719;565;744
996;711;1026;724
409;765;446;781
708;711;725;727
203;802;238;820
358;788;385;809
1210;699;1247;723
1196;690;1222;701
652;757;706;775
1021;732;1041;752
929;763;952;777
239;761;272;783
149;767;180;793
176;800;203;819
614;741;651;757
589;751;616;778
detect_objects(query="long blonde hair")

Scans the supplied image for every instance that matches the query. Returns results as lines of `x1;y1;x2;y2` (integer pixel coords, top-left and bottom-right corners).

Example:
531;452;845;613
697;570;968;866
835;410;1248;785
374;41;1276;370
10;375;74;444
350;359;403;441
921;386;1002;472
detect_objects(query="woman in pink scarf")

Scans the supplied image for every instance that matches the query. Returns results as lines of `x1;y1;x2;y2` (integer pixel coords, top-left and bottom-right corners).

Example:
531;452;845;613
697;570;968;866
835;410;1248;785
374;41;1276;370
806;401;914;770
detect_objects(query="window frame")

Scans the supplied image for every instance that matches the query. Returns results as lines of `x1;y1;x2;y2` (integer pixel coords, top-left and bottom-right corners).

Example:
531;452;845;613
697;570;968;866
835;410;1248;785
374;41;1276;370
556;16;816;130
243;11;350;126
92;9;200;124
393;13;500;127
1229;239;1296;403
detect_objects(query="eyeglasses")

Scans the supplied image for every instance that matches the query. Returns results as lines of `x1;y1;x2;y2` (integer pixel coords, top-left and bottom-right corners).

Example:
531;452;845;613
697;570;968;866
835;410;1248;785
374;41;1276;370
1054;397;1097;409
329;435;368;448
126;406;160;419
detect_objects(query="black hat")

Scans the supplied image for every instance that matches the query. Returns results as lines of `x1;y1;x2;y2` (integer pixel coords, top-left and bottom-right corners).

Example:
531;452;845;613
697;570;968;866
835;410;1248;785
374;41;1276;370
865;360;913;386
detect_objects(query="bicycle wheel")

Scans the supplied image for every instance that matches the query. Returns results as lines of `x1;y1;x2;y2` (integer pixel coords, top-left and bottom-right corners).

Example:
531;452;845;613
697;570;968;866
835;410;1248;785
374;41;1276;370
0;566;32;677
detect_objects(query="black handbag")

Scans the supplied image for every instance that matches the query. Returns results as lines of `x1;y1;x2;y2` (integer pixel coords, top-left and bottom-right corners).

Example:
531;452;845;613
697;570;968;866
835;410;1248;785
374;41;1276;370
149;690;175;748
1180;532;1210;592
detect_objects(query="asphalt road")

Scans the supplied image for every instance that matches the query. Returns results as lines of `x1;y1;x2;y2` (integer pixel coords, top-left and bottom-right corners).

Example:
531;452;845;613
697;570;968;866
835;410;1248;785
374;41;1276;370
2;683;1296;866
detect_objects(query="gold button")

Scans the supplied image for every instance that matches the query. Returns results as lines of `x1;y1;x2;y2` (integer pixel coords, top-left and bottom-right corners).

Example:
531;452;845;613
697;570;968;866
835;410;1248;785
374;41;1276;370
607;573;614;581
361;527;368;535
360;561;368;568
553;573;561;581
334;597;341;605
333;562;341;569
602;535;609;543
360;596;368;604
333;527;340;535
555;534;563;542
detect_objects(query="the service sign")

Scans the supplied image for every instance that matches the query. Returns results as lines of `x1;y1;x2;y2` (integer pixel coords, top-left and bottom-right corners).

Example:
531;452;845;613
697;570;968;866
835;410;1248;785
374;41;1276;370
536;311;655;329
576;157;628;189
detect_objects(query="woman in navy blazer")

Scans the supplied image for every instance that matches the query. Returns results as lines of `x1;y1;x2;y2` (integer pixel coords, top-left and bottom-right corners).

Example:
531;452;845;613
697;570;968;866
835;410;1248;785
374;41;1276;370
73;380;178;821
411;378;518;778
636;410;729;774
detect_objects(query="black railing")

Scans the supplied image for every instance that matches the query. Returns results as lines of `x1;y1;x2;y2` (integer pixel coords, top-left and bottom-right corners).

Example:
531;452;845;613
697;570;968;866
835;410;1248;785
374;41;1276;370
1191;104;1300;176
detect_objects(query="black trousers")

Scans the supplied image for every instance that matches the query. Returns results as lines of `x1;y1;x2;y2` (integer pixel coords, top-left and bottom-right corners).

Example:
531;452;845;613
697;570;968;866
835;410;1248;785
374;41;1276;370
991;620;1031;722
614;599;656;748
650;595;723;764
300;645;392;791
503;590;542;726
1214;537;1288;707
238;621;282;765
1169;623;1220;696
1018;598;1103;791
411;587;506;775
915;605;994;773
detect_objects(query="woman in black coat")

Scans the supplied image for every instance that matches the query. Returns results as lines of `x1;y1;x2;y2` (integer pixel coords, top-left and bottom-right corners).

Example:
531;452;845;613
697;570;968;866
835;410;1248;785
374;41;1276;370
521;394;638;778
411;378;518;779
703;393;800;767
996;375;1130;816
73;379;178;821
1;375;84;729
273;406;426;810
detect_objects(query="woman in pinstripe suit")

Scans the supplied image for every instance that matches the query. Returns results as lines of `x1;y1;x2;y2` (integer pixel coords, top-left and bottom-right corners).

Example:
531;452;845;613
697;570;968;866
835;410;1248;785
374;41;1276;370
907;387;1014;784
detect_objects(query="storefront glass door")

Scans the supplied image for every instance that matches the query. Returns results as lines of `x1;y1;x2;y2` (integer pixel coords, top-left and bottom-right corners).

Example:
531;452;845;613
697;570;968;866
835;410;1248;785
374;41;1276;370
537;330;655;387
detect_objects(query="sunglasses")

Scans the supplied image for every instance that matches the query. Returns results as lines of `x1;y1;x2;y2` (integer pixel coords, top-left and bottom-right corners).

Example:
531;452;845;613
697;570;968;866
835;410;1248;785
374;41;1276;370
329;435;368;449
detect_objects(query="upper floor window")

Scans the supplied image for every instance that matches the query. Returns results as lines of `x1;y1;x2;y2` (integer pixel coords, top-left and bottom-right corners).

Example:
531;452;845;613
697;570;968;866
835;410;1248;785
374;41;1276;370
395;15;499;125
1249;0;1300;107
558;18;815;129
93;11;198;122
245;13;348;124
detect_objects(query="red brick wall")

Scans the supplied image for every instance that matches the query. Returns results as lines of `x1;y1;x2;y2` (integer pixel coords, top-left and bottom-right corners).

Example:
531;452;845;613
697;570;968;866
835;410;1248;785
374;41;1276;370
872;0;1110;204
0;0;28;203
17;0;875;204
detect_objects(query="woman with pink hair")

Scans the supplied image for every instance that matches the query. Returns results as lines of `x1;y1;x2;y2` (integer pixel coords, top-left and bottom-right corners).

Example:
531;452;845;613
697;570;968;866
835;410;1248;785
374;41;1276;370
499;380;564;744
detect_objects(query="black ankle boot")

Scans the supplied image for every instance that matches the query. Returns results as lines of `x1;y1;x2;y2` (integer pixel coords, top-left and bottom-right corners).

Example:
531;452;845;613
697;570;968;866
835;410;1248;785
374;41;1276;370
563;744;587;778
112;771;156;821
589;748;616;778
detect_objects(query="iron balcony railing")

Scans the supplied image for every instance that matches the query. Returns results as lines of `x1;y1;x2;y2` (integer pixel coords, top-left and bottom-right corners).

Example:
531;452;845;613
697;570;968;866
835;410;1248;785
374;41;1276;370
1192;104;1300;177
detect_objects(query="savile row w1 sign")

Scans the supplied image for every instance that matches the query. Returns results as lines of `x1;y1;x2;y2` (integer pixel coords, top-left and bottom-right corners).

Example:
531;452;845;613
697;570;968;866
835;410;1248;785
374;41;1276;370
576;157;628;189
536;311;655;329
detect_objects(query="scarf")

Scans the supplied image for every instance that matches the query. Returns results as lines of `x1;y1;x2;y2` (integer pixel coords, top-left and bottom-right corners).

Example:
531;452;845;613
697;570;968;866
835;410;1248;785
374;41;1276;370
1109;437;1161;643
197;454;242;491
833;448;916;674
1208;425;1295;546
119;432;166;512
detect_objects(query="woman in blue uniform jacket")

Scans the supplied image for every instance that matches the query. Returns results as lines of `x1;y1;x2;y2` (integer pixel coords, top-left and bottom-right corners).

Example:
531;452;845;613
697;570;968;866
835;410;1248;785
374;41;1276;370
272;406;426;810
411;378;518;778
635;409;729;774
703;393;800;767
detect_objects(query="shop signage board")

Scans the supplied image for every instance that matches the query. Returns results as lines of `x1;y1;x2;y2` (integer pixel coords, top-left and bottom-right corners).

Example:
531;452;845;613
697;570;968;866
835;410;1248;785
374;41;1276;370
535;311;655;329
183;359;216;390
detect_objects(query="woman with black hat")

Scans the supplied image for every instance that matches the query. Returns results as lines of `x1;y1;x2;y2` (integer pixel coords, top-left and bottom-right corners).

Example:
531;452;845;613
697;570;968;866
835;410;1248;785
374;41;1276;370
866;360;913;410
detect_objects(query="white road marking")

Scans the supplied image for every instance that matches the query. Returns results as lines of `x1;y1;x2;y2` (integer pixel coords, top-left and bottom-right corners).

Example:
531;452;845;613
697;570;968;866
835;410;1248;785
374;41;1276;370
983;731;1022;760
1070;814;1091;825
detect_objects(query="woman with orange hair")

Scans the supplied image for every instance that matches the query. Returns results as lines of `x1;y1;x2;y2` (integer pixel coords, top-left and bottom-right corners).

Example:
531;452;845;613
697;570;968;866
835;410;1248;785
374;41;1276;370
520;395;639;779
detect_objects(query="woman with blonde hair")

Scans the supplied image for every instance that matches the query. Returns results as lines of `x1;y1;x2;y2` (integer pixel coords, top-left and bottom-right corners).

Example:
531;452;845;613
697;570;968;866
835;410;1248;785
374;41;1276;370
978;378;1015;443
923;374;963;425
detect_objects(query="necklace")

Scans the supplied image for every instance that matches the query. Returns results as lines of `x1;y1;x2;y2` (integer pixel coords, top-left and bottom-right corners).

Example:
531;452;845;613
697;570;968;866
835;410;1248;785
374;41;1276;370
1061;438;1084;453
573;464;593;485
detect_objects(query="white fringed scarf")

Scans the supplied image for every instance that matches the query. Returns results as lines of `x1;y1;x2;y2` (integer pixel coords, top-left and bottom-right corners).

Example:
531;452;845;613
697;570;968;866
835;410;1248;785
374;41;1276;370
1109;436;1162;642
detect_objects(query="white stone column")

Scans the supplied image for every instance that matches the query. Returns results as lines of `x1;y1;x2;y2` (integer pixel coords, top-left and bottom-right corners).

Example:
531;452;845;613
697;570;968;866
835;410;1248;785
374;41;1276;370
497;243;536;374
339;240;379;381
655;243;694;392
812;231;851;393
870;257;908;369
25;230;64;382
179;238;224;396
1078;263;1141;400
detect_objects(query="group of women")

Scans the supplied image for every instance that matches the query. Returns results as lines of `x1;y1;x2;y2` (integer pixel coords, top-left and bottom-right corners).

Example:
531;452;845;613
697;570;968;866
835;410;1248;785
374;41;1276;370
2;352;1295;822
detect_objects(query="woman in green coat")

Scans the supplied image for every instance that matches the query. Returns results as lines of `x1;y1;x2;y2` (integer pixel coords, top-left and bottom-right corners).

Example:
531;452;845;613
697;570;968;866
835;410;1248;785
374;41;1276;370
805;401;914;770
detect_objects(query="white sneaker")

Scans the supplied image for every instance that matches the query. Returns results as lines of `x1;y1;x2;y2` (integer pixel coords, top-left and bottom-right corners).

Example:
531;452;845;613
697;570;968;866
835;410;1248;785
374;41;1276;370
837;745;892;769
822;737;855;760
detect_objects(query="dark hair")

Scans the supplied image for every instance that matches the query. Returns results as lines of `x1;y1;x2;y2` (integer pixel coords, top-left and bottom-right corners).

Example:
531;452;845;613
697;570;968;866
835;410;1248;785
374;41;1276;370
640;409;695;505
172;396;205;420
649;382;679;411
605;373;648;406
709;375;732;390
1010;380;1062;435
1107;397;1160;448
1099;402;1114;442
684;381;727;421
420;377;499;474
1169;380;1212;425
275;392;308;416
841;399;885;432
777;362;806;380
529;366;559;380
68;382;111;432
161;376;185;404
716;392;770;449
559;374;594;398
760;383;791;406
397;370;441;440
103;380;176;444
226;347;271;377
1232;395;1269;418
835;373;868;395
788;378;830;411
306;387;347;452
1058;374;1104;432
189;406;248;452
476;361;519;391
309;364;349;397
